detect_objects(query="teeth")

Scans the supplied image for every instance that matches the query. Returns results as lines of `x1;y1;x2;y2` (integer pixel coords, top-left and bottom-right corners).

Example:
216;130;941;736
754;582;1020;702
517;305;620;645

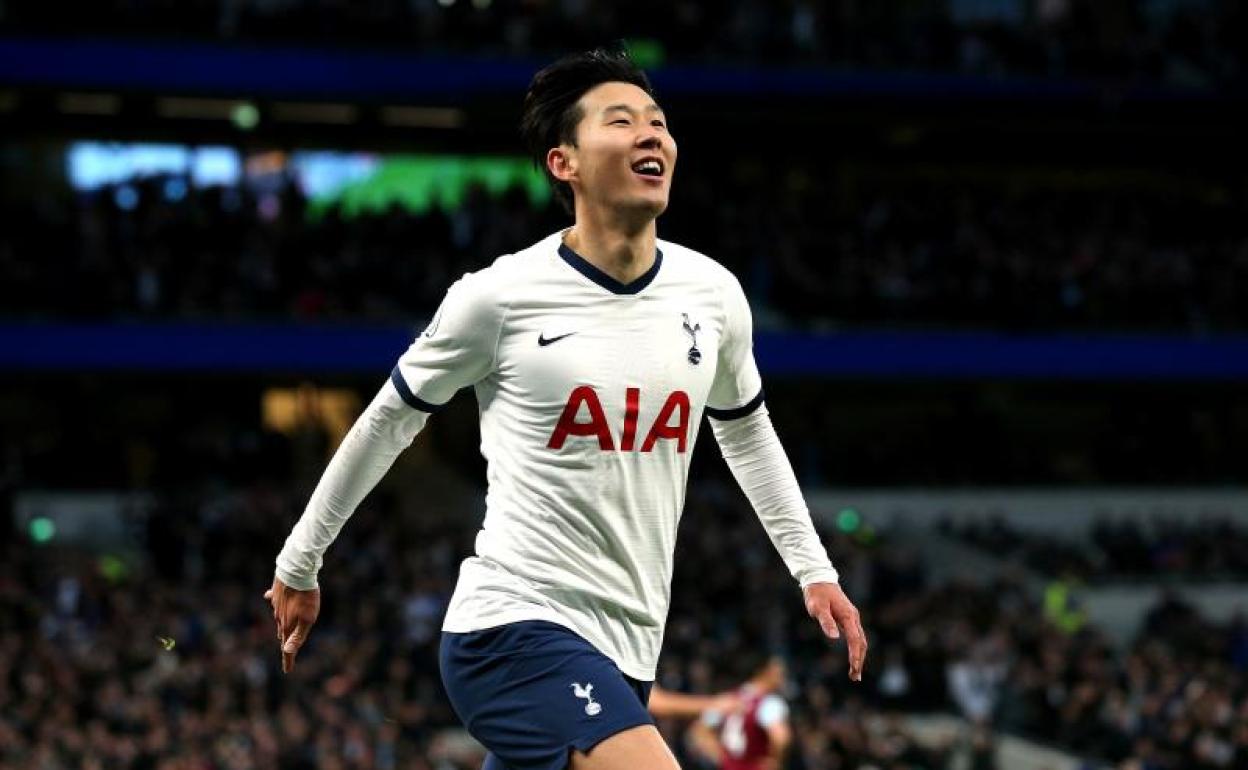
635;161;662;175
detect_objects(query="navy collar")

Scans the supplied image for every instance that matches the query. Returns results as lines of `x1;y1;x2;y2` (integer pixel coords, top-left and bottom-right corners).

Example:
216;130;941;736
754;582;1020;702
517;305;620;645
558;243;663;295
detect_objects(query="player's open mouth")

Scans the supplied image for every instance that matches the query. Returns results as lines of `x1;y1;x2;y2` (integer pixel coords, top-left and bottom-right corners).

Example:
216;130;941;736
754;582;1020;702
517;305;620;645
631;157;664;178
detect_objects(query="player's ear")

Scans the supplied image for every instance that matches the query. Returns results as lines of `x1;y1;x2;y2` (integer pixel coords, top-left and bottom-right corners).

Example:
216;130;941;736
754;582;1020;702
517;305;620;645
547;146;577;184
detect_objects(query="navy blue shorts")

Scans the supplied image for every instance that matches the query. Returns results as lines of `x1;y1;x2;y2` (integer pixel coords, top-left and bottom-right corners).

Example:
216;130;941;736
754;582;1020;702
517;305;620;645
439;621;654;770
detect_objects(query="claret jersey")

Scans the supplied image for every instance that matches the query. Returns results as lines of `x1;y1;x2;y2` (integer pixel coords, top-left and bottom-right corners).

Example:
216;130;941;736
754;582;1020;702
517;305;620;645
390;230;831;680
704;686;789;770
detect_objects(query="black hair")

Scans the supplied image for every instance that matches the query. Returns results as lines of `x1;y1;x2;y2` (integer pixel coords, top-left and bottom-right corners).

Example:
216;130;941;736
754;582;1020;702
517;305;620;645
520;47;656;215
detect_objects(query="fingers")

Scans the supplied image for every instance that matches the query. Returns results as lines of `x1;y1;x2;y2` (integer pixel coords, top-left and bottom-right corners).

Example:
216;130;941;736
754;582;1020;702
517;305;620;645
815;610;841;640
276;606;291;650
846;625;866;682
808;585;869;682
837;609;867;682
265;583;294;670
281;621;308;673
264;585;284;642
281;636;298;673
283;624;305;655
266;581;319;674
805;587;841;641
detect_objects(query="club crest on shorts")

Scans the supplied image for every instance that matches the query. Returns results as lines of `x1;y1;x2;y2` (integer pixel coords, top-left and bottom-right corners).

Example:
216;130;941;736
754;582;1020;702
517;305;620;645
570;682;602;716
682;313;702;365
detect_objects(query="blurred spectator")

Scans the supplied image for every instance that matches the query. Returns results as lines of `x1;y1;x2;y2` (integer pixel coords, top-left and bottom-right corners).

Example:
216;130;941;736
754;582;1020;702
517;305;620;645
2;165;1246;333
3;435;1247;767
1;0;1245;90
9;409;1248;768
943;515;1248;581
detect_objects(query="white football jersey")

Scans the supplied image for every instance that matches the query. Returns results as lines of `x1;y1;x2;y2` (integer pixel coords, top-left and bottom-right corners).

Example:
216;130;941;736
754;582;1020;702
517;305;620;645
391;231;806;679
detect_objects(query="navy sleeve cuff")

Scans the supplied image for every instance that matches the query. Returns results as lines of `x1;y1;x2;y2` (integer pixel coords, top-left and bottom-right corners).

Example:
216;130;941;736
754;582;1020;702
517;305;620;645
705;390;765;421
389;366;447;413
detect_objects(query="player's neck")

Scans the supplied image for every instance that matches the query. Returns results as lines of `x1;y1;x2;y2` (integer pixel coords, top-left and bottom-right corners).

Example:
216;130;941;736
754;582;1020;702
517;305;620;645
564;210;657;286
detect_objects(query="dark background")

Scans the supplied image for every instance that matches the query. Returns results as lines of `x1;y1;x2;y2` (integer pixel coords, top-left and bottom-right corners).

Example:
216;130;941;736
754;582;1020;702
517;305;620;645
2;2;1247;769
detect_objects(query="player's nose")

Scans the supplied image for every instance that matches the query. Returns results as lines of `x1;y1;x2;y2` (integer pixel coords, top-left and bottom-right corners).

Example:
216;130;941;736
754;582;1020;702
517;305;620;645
636;133;663;152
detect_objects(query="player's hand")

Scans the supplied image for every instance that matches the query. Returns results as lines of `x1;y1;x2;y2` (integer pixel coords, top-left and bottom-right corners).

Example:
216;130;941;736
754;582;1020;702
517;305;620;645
264;576;321;674
803;582;867;681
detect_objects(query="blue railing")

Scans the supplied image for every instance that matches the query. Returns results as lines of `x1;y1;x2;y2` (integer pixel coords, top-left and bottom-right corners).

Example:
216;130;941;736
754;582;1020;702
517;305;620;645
0;36;1216;102
3;323;1246;380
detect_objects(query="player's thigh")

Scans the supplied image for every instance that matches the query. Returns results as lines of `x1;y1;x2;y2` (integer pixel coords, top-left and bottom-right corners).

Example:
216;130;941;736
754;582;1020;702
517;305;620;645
569;724;680;770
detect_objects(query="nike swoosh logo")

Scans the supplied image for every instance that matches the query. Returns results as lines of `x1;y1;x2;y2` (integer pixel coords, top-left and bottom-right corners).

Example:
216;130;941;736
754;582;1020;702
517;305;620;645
538;331;577;347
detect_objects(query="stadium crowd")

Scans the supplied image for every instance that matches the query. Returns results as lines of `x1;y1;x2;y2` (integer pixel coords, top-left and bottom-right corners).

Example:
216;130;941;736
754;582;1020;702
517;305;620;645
2;0;1245;89
943;515;1248;582
2;165;1246;333
3;3;1245;769
2;410;1246;770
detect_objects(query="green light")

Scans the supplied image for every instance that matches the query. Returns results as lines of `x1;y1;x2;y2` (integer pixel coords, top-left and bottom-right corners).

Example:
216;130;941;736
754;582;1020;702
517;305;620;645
836;508;861;533
306;155;550;221
29;517;56;543
231;103;260;131
98;555;127;583
624;39;665;69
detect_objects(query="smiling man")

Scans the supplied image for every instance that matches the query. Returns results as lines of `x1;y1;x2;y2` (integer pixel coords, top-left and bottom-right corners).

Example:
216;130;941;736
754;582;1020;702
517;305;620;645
265;48;866;770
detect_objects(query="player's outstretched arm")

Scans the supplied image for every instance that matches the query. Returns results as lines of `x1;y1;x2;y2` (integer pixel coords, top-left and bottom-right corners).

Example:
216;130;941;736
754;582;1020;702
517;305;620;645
648;685;740;719
709;405;868;681
265;269;500;671
708;274;868;681
266;382;429;672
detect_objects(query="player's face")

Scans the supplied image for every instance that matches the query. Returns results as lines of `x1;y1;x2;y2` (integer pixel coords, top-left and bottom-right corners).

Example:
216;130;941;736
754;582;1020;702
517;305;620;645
564;82;677;219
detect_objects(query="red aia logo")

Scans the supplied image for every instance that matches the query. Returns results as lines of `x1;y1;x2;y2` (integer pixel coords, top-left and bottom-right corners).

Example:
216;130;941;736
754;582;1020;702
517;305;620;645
547;386;690;452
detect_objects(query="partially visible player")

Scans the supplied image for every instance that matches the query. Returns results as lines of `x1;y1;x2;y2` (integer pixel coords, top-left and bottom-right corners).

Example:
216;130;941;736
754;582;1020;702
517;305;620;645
690;655;791;770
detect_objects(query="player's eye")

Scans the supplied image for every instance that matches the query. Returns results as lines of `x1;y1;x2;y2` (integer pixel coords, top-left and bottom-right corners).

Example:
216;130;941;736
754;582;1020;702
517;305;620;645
610;119;630;126
651;120;666;129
